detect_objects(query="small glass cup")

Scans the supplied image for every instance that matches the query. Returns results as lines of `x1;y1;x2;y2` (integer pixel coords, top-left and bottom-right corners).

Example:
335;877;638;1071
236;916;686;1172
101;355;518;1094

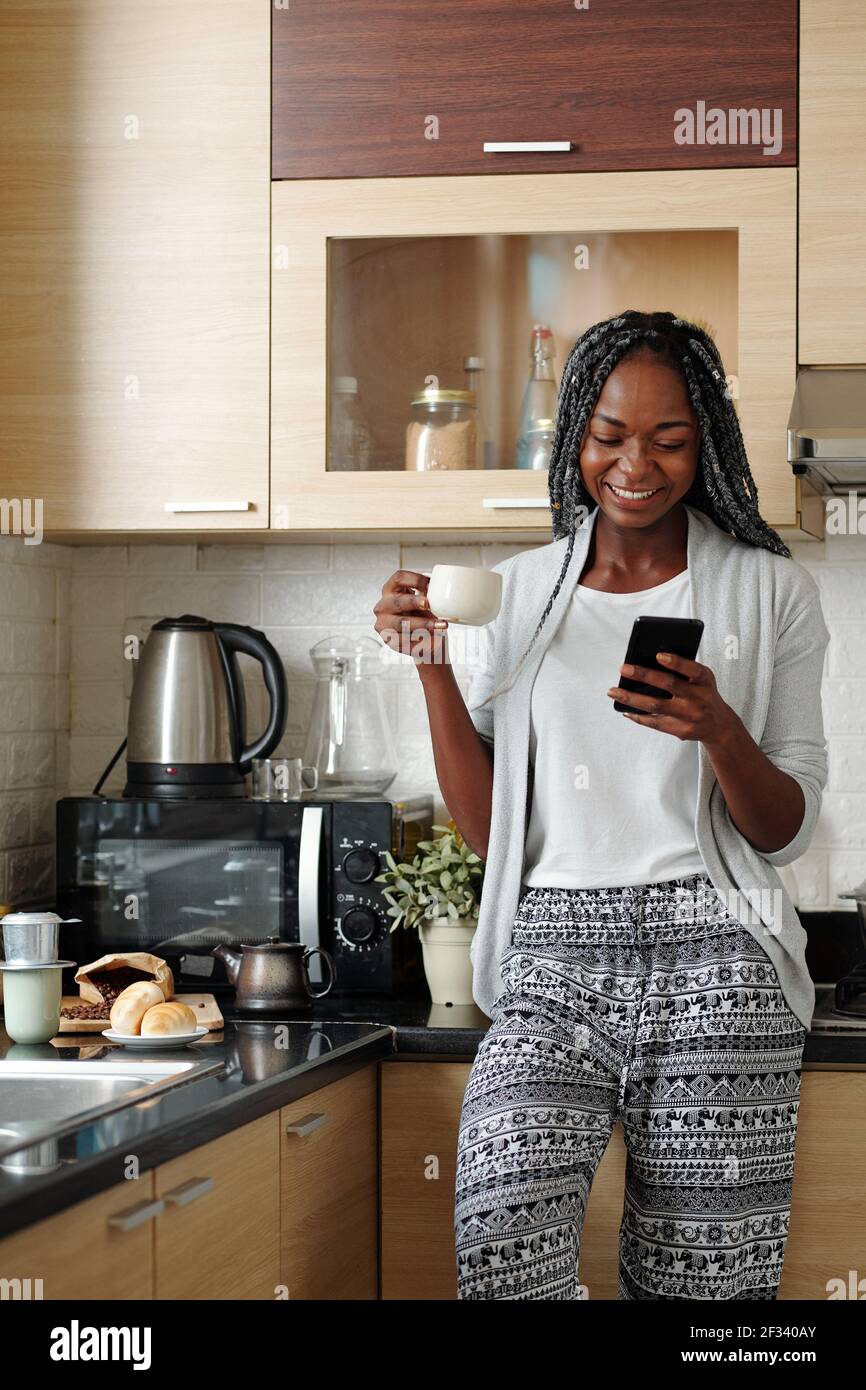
251;758;318;802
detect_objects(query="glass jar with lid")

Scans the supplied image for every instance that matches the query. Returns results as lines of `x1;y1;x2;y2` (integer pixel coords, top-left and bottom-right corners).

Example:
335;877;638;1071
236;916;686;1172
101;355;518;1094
405;388;478;471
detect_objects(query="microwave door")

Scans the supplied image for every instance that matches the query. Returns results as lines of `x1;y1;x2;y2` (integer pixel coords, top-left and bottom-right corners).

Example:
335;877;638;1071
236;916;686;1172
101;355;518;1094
298;804;325;985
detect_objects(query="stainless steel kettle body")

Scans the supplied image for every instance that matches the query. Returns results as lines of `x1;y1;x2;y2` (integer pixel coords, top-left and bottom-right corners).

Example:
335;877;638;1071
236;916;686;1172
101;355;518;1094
124;615;288;798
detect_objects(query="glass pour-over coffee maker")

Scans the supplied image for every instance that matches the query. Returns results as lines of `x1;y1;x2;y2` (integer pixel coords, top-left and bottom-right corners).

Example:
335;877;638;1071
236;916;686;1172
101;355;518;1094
303;635;397;798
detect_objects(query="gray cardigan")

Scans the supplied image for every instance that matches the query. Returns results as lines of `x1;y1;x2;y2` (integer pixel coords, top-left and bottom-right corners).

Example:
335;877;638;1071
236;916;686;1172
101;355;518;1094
465;504;830;1030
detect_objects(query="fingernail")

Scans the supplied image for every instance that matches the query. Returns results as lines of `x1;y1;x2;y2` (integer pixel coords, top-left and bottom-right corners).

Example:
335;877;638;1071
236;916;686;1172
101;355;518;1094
657;652;671;663
621;664;634;675
432;620;448;629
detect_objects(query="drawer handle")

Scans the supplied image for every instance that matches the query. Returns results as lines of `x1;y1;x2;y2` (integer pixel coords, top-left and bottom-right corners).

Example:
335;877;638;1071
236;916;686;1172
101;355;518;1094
164;501;251;513
481;497;549;509
162;1176;214;1208
107;1198;165;1231
483;141;572;153
285;1112;328;1138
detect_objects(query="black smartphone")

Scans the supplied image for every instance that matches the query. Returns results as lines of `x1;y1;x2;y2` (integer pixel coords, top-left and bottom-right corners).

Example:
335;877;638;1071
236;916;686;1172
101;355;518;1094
613;616;704;713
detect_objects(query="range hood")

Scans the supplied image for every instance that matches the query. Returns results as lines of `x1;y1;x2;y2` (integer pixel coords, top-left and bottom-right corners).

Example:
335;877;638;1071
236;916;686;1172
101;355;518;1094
788;368;866;494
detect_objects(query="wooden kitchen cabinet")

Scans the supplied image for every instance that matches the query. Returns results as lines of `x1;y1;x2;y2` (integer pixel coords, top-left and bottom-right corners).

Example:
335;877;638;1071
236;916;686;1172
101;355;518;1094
272;0;797;181
0;0;270;532
0;1175;157;1301
280;1064;378;1299
154;1112;280;1300
380;1061;866;1301
799;0;866;364
379;1059;626;1299
272;166;800;532
380;1059;469;1299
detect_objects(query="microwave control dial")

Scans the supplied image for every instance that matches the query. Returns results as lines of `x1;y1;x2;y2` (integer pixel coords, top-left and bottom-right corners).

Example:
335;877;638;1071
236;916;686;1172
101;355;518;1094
338;905;380;947
341;847;380;884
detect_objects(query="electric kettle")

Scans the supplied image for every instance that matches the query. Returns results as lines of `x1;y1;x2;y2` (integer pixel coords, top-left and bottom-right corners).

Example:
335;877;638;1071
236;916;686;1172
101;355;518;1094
124;615;288;799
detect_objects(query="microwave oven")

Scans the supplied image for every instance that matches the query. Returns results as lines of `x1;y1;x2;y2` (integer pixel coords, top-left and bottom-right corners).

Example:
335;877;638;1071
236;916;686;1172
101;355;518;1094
56;795;434;996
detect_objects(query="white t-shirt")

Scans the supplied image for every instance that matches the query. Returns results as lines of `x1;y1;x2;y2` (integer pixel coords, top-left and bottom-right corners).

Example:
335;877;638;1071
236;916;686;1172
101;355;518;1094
522;568;704;890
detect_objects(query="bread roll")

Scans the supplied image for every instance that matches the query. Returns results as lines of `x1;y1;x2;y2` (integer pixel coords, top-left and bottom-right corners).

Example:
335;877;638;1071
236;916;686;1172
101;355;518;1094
110;981;166;1034
140;1001;198;1036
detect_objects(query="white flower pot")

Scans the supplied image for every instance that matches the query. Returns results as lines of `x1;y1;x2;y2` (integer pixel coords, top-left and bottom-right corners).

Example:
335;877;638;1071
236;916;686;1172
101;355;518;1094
417;917;477;1006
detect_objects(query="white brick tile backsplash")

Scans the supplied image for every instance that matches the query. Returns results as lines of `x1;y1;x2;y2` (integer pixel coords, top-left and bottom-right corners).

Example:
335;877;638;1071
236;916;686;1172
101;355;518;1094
9;732;56;789
829;739;866;793
400;543;482;571
0;677;31;732
128;544;196;574
828;851;866;904
30;789;56;844
263;572;378;628
71;628;126;682
822;680;866;735
71;682;126;737
0;794;31;849
68;737;125;798
30;676;60;732
0;530;865;913
481;541;544;568
262;544;331;572
7;845;54;903
71;546;128;573
0;565;56;621
125;576;260;626
197;545;265;572
71;575;127;627
11;622;56;674
813;567;866;620
331;542;400;578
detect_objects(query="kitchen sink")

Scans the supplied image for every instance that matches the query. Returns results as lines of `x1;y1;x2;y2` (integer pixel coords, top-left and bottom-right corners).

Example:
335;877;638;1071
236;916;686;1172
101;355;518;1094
0;1057;224;1162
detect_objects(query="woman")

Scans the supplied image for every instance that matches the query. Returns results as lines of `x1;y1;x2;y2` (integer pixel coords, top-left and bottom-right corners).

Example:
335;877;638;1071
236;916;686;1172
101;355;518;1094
373;311;829;1301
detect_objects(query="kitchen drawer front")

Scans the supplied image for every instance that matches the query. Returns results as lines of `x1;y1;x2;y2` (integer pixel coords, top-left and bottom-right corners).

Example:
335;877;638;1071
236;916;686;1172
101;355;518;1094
280;1064;378;1300
0;1175;156;1301
273;0;796;180
154;1113;280;1301
271;167;798;532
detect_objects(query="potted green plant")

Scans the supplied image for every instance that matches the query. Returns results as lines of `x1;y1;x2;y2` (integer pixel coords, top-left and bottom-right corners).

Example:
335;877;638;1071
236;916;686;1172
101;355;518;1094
375;820;484;1005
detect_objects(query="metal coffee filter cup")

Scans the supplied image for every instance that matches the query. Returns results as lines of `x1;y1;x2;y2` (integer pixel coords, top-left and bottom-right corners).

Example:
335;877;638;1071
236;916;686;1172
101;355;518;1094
1;911;80;964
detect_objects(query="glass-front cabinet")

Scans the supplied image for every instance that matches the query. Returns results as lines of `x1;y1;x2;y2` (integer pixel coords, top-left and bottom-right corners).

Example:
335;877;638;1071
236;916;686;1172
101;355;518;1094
271;168;797;533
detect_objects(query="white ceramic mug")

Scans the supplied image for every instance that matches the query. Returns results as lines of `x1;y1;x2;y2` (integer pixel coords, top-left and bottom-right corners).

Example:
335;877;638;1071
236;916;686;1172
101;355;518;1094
426;564;502;626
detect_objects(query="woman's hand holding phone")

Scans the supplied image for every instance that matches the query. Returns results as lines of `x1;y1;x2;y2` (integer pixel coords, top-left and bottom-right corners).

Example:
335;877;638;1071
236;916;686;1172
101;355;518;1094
607;650;738;747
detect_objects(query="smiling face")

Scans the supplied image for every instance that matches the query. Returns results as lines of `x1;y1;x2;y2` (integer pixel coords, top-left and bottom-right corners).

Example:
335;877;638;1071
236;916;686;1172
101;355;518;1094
579;350;701;527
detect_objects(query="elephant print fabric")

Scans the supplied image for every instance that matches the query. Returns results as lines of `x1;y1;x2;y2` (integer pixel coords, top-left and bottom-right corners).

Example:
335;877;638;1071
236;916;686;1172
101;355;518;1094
454;874;806;1300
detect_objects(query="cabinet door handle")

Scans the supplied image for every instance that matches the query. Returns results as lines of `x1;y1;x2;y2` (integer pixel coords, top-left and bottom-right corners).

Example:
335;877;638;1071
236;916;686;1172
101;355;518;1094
162;1176;215;1208
481;497;550;508
107;1198;165;1231
285;1112;329;1138
164;501;251;513
483;141;572;153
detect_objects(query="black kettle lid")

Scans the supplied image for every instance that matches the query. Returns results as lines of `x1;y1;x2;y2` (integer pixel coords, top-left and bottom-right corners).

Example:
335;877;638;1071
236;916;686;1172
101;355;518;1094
152;614;214;632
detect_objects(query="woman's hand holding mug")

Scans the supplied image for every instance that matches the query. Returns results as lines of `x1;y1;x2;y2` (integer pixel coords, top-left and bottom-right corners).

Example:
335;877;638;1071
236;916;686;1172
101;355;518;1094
374;564;502;665
374;569;450;665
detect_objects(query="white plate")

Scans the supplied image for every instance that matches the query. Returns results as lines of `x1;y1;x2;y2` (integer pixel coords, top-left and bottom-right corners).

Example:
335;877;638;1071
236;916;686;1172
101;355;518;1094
101;1026;209;1049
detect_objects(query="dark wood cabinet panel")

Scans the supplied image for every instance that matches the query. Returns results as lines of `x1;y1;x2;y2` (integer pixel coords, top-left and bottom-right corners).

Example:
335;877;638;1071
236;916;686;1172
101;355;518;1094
273;0;797;179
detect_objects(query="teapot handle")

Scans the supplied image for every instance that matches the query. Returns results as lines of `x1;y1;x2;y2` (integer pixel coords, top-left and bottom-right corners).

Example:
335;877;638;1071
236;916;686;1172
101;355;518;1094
303;947;336;999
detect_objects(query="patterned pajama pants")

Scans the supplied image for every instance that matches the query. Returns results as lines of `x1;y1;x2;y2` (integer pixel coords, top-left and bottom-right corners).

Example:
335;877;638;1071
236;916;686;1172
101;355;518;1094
454;874;807;1300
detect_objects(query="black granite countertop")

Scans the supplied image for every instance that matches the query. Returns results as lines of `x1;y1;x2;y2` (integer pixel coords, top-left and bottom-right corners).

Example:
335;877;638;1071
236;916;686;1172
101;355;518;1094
0;1016;393;1239
245;987;866;1069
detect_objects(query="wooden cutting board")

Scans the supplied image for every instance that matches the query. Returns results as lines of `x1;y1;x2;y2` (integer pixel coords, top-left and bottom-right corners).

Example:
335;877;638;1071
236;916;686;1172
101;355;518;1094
57;992;224;1034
